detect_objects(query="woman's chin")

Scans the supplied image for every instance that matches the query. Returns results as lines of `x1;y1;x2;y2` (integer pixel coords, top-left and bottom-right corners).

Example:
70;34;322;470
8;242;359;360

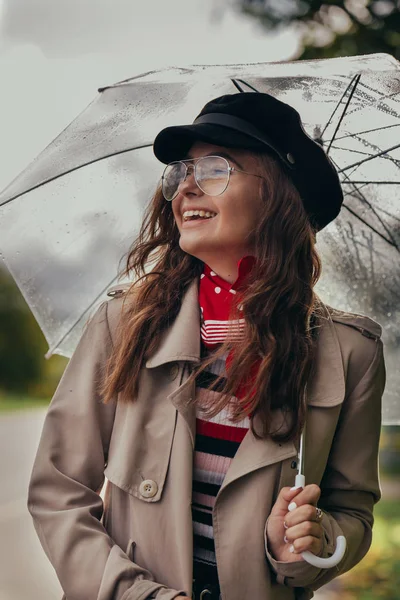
179;235;219;260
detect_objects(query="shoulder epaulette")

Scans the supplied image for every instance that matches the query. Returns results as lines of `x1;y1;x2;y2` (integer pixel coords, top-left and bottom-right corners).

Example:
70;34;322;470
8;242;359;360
326;305;382;341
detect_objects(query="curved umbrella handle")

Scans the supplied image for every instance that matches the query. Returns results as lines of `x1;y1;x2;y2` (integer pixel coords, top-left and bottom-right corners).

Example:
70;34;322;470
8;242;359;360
301;536;347;568
289;475;347;568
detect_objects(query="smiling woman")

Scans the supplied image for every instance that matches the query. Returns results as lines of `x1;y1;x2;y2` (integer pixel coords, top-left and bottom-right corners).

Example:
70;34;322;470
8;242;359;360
27;91;386;600
168;144;267;281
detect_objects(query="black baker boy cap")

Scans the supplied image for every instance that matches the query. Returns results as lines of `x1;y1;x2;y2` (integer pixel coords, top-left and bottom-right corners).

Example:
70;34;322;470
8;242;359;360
153;92;343;232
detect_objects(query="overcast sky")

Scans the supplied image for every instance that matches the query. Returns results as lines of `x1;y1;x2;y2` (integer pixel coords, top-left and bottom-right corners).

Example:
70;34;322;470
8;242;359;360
0;0;299;191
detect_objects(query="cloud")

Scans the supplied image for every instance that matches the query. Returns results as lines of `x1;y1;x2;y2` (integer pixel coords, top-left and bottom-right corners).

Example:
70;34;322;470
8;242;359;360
0;0;234;57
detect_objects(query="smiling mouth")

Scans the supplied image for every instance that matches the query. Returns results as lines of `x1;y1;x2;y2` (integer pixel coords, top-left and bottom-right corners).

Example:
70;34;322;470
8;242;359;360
182;210;217;222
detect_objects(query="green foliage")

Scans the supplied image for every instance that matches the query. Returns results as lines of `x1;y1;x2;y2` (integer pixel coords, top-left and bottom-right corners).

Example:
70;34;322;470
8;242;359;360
0;267;68;396
340;499;400;600
0;266;47;392
0;394;51;413
238;0;400;60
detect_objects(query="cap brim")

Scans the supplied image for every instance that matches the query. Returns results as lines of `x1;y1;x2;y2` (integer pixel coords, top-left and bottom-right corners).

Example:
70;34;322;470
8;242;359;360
153;123;267;164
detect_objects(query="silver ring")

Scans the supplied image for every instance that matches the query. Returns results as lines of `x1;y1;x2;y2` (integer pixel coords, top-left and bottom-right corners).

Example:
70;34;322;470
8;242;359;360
283;521;289;529
315;507;323;522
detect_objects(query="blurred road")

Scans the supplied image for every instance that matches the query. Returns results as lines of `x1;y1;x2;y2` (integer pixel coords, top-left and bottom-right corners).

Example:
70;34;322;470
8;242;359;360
0;409;62;600
3;408;389;600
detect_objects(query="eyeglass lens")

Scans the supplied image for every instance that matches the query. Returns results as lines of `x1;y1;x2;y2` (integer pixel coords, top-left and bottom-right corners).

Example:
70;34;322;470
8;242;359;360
162;156;230;201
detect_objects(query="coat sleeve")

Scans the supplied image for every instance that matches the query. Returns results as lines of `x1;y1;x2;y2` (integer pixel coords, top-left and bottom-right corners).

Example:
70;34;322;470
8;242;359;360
27;301;188;600
264;337;386;594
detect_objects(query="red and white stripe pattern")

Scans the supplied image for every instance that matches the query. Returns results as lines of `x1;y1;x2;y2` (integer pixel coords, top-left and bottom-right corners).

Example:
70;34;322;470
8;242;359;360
198;258;255;349
200;317;246;344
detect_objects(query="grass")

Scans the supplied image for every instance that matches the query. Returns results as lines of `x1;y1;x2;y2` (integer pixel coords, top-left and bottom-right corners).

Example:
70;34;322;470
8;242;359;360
0;394;50;413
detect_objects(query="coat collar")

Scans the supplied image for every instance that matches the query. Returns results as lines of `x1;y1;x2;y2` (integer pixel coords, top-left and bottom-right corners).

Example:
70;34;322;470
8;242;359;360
145;278;346;408
145;279;201;368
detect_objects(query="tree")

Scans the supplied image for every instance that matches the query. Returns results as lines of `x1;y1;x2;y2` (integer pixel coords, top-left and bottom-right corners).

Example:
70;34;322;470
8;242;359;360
238;0;400;60
0;266;47;393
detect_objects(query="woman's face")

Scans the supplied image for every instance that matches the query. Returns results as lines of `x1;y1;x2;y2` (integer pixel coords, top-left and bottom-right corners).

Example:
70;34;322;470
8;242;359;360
171;141;265;267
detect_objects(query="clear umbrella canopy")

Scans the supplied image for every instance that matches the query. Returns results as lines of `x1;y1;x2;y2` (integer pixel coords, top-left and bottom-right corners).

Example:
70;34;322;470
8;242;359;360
0;52;399;423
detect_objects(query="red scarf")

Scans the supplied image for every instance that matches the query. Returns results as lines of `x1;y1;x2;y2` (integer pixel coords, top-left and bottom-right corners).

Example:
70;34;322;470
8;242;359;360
198;256;260;412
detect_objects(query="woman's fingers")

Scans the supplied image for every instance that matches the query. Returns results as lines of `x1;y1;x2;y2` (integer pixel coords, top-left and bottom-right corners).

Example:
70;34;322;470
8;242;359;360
285;520;323;543
284;503;321;527
269;486;303;519
290;535;323;555
286;484;321;512
266;484;324;562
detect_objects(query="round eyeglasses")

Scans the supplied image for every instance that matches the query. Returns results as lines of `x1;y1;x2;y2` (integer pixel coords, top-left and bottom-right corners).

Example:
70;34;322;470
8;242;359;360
161;155;265;201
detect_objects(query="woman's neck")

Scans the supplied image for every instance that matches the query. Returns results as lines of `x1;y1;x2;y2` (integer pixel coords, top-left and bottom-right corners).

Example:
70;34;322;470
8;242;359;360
202;254;256;286
204;263;238;284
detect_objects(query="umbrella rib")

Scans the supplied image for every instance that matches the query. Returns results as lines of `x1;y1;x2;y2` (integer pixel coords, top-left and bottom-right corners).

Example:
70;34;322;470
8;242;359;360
331;145;381;157
330;81;400;121
0;143;154;207
341;203;399;250
320;73;360;140
338;141;400;173
333;138;400;170
231;79;260;93
231;79;246;93
332;154;399;249
44;273;123;359
325;123;400;144
326;74;361;155
342;180;400;185
342;177;399;248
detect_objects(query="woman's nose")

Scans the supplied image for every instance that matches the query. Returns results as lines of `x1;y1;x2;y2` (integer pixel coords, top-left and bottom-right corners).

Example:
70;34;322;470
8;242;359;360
177;166;202;196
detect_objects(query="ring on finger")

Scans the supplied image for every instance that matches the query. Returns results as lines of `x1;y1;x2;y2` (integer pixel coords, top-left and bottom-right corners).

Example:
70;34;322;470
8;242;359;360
283;521;289;529
315;507;323;522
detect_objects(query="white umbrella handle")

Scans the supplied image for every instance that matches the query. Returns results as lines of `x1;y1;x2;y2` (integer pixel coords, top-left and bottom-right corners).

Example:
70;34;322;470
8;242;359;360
301;536;347;568
290;474;347;568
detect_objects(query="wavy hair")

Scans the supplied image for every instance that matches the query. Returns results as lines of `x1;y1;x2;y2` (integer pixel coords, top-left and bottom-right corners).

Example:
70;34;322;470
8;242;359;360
101;151;323;443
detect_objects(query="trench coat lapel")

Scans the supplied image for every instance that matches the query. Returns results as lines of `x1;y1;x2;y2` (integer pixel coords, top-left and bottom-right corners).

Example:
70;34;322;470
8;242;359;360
145;279;201;368
145;278;346;493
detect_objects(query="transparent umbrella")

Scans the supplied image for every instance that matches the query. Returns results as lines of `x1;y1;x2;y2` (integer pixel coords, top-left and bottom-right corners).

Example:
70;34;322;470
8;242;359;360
0;52;399;425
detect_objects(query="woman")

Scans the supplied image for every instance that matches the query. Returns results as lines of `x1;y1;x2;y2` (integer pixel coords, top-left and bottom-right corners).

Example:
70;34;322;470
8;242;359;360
28;92;386;600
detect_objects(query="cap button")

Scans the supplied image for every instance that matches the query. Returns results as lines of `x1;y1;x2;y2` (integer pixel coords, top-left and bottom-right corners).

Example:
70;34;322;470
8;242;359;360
286;153;295;164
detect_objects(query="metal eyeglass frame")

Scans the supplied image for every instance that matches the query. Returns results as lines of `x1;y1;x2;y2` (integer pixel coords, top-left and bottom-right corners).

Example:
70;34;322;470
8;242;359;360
161;155;266;201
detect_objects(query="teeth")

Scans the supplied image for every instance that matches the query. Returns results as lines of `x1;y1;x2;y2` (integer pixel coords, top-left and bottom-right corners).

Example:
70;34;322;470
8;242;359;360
182;209;217;221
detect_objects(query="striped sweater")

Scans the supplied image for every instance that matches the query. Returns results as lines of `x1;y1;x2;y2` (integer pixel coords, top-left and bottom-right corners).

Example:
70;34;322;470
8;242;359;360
192;350;250;584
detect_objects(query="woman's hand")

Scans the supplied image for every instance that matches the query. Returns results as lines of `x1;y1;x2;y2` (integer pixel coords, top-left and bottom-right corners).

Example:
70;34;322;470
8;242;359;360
266;484;324;562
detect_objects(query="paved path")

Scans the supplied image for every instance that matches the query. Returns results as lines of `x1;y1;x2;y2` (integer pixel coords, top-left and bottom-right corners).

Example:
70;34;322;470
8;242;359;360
1;409;396;600
0;409;62;600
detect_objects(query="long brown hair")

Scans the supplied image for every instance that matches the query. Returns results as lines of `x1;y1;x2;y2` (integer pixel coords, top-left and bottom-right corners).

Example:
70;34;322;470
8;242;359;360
101;151;323;443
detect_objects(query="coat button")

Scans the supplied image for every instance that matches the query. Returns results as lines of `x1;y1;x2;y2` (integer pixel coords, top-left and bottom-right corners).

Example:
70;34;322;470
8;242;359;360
139;479;158;498
168;363;180;381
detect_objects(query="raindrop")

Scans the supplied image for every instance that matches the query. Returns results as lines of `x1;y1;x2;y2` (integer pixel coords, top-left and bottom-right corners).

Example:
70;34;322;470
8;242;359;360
387;312;392;317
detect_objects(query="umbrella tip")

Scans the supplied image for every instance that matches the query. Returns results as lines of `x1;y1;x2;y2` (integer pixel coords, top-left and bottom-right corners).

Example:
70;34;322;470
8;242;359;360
313;126;324;147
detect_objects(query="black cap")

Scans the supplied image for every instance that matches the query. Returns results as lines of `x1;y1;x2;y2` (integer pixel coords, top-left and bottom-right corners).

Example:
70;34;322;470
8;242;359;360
153;92;343;232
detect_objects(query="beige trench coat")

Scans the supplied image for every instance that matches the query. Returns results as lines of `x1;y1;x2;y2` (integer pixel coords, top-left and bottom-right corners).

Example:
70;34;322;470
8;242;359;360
27;279;386;600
